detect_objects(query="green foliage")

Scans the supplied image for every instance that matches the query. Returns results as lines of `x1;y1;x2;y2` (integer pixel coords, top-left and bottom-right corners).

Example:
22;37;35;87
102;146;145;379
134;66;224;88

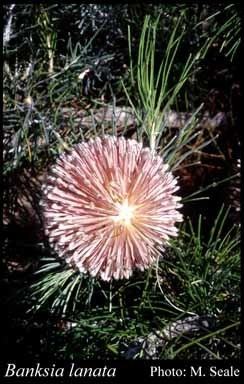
29;206;240;359
158;205;240;316
123;13;215;164
197;4;241;62
37;6;57;74
3;4;240;361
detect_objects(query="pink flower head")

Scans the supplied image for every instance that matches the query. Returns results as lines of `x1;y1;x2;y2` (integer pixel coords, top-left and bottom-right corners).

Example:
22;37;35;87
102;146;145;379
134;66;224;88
41;136;183;281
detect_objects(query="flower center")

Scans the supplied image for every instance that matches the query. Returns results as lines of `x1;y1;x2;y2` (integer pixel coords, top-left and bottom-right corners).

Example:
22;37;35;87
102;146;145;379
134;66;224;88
113;198;135;226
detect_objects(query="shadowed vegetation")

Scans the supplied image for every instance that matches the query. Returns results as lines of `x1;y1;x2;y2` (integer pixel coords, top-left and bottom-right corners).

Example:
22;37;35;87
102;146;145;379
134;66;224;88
2;3;240;360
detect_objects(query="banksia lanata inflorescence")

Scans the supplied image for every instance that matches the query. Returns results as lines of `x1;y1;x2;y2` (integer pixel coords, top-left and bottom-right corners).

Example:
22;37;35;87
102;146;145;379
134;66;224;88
41;136;183;281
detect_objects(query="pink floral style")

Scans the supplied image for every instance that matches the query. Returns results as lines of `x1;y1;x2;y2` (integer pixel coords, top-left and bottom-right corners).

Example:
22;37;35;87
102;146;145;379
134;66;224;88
41;136;183;281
